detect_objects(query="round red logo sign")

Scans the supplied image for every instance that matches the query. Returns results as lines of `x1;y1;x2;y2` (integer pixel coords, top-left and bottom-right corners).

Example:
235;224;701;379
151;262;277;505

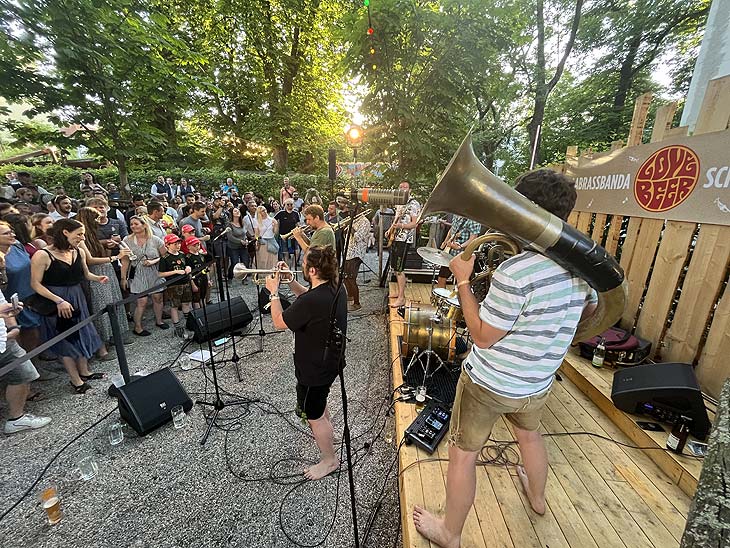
634;145;700;212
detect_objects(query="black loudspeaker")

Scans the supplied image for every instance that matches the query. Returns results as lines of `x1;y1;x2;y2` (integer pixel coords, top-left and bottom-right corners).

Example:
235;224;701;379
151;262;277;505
611;362;712;440
328;149;337;180
115;368;193;435
186;296;253;343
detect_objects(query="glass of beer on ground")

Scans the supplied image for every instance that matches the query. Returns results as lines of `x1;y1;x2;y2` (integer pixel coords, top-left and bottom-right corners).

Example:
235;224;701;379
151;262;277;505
40;486;62;525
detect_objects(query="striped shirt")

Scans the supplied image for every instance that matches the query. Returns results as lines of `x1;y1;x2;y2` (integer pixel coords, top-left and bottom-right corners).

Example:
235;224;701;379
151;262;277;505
464;250;596;398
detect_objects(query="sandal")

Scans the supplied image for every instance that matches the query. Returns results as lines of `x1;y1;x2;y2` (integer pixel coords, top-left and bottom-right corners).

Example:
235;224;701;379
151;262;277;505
156;322;170;330
27;391;44;402
80;372;104;381
133;329;151;337
70;382;91;394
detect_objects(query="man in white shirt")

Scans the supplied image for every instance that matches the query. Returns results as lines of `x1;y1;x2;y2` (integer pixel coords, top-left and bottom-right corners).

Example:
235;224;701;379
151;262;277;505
49;195;76;220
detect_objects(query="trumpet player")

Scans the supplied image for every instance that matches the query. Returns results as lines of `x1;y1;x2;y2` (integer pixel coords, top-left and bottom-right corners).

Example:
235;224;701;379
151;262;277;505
291;204;335;254
265;246;347;481
435;215;481;289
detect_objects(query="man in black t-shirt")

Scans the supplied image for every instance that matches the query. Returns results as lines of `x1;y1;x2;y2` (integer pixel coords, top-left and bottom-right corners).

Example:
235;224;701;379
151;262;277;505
274;198;301;267
266;246;347;481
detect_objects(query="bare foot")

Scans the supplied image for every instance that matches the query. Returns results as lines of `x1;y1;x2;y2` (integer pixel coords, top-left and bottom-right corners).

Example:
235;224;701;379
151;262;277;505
389;299;405;308
516;466;546;515
303;459;338;480
412;505;460;548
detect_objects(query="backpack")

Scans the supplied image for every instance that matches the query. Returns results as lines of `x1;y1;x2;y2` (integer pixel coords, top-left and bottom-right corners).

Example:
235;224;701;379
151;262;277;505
577;326;652;367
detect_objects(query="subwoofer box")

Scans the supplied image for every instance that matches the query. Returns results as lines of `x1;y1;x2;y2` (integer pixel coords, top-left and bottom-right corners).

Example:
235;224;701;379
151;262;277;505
115;368;193;436
186;296;253;343
611;362;712;440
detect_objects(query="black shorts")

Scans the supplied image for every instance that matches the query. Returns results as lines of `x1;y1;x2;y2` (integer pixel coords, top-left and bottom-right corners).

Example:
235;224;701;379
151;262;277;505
390;241;409;272
344;257;361;279
296;382;332;421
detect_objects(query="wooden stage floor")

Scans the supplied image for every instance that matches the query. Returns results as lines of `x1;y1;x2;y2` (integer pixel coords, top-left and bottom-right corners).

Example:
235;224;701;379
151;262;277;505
388;282;691;548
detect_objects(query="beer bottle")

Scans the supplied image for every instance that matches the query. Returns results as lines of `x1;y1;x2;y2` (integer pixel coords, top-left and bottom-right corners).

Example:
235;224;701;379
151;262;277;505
666;416;692;454
592;337;606;368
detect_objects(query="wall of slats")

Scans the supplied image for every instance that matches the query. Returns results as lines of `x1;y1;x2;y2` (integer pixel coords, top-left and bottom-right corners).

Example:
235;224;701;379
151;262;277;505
565;76;730;400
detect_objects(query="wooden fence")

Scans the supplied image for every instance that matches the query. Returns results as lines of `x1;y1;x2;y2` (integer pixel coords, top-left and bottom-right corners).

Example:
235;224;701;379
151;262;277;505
562;76;730;401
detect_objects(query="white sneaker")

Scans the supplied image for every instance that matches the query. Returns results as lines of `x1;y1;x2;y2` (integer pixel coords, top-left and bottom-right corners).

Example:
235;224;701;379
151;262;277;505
4;413;52;434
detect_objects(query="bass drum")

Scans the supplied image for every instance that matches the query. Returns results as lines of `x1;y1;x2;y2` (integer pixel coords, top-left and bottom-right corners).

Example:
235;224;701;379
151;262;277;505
401;304;456;362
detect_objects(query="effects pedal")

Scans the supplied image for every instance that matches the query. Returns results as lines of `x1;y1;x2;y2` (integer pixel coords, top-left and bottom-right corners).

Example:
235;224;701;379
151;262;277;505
404;401;451;454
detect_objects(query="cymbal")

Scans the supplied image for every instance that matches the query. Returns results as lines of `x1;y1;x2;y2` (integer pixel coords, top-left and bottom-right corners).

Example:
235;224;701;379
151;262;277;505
417;246;453;267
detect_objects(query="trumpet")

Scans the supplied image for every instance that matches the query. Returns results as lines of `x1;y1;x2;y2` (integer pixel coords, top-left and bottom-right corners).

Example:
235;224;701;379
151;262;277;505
232;264;302;285
281;225;313;240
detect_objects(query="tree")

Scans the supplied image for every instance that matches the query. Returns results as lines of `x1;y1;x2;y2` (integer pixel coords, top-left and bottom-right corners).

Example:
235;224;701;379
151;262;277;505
0;0;197;188
176;0;349;173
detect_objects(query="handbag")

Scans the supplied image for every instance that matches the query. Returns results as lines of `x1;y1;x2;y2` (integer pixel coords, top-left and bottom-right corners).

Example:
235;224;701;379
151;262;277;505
25;293;58;316
265;237;279;254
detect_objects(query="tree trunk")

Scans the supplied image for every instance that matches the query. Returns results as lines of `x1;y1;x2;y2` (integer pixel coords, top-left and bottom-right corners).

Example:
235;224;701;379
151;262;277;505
613;33;642;112
527;0;547;167
117;154;131;196
273;145;288;173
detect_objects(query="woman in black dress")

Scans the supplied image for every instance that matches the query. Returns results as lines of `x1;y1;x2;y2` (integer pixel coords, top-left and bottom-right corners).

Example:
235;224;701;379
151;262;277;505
30;218;108;393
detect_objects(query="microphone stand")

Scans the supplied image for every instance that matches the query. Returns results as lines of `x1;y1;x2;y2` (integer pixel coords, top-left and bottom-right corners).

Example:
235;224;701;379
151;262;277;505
212;228;243;382
325;203;361;548
240;236;269;358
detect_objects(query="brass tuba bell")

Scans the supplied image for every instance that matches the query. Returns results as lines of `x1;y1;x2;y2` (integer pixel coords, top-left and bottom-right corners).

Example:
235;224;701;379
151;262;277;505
419;132;627;341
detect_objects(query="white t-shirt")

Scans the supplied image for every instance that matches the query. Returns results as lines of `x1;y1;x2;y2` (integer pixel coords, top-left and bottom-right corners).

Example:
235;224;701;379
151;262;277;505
50;211;77;221
253;217;275;239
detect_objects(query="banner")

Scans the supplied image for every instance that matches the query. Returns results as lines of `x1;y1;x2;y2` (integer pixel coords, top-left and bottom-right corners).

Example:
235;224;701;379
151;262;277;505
564;129;730;226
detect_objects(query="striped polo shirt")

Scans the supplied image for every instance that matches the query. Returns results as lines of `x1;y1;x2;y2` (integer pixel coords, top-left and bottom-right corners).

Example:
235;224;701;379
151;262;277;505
464;250;596;398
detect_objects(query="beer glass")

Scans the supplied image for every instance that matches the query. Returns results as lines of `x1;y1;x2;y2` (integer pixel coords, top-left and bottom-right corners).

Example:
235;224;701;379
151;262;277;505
171;405;186;429
178;353;194;371
77;455;99;481
40;486;62;525
109;421;124;446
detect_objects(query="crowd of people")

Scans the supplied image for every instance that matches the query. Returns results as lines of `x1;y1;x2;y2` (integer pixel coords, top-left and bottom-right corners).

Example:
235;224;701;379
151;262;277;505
0;170;379;437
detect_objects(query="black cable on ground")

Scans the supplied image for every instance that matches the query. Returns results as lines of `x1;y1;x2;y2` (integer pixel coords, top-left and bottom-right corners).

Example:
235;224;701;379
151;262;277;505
0;406;118;523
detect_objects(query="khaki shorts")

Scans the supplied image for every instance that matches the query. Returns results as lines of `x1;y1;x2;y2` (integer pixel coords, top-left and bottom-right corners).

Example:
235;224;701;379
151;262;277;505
448;370;550;452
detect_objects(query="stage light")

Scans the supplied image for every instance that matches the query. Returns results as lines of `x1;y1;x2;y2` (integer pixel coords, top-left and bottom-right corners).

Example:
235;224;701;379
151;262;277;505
367;27;374;35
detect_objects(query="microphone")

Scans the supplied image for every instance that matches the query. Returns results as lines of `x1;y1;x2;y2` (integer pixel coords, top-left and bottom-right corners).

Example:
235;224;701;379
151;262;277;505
213;226;232;241
344;188;410;206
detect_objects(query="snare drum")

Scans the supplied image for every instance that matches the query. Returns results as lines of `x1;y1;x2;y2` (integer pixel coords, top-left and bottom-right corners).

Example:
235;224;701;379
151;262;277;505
431;287;463;324
401;304;456;361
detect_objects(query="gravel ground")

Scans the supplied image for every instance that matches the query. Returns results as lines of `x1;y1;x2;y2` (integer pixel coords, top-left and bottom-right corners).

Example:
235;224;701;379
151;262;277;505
0;252;403;548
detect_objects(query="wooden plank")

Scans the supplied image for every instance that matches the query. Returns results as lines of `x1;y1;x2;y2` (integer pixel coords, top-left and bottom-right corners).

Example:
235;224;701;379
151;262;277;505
473;467;515;548
606;480;679;547
604;215;624;257
663;225;730;365
694;75;730;133
634;221;695;357
627;92;653;146
651;102;678;142
618;217;642;272
567;211;579;228
664;126;689;139
559;354;700;498
621;218;664;329
576;211;592;236
591;213;608;246
486;465;542;547
697;278;730;399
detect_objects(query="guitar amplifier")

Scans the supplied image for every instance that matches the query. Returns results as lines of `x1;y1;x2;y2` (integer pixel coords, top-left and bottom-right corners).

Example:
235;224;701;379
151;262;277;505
611;362;712;440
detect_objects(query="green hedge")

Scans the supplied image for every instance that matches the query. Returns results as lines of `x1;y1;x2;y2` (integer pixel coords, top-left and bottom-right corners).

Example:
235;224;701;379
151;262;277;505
0;164;345;201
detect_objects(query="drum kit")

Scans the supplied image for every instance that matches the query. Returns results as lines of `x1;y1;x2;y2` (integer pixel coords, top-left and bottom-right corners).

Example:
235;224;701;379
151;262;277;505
399;231;519;398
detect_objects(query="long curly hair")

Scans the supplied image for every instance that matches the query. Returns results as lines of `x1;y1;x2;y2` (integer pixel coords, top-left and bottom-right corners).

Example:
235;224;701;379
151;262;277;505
305;245;338;284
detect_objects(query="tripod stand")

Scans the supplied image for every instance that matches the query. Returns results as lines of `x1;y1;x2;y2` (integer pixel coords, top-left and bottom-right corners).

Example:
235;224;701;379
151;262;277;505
195;285;250;445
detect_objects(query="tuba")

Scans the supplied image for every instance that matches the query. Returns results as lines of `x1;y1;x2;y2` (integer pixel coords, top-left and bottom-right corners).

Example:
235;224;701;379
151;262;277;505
419;133;627;341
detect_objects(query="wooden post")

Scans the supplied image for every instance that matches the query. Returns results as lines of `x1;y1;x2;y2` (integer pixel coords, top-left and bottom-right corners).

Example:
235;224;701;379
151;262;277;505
680;378;730;547
627;92;653;147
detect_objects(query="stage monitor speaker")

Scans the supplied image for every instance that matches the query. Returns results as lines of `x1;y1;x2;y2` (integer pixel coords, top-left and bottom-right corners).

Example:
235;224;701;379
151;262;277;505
611;362;712;440
115;368;193;436
186;296;253;343
328;149;337;180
